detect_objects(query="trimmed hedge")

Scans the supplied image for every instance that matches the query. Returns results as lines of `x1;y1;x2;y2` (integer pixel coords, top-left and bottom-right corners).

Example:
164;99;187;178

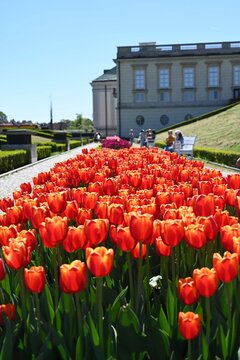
155;141;240;167
0;150;28;174
37;146;52;160
70;140;82;149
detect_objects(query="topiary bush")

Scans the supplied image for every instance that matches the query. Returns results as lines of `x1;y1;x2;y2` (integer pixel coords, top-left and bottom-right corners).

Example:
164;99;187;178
0;150;28;174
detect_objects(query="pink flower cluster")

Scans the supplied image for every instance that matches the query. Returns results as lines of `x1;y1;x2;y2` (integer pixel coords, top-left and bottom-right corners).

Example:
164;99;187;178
101;136;130;149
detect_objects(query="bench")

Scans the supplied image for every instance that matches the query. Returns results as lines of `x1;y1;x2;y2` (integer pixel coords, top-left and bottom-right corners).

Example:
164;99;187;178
174;136;196;157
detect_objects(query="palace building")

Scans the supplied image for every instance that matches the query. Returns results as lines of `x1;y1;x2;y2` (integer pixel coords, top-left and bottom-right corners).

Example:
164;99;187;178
91;41;240;137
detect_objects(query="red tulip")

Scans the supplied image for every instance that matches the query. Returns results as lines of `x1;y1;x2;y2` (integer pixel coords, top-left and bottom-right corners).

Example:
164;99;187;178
227;174;240;190
39;216;68;248
129;212;153;244
86;246;114;277
220;224;240;251
94;202;109;219
75;208;92;225
24;266;46;293
63;226;87;252
60;260;87;293
61;200;79;220
30;205;50;229
47;191;67;214
131;243;147;259
0;197;14;212
0;225;18;246
18;229;37;251
178;277;199;305
82;192;99;210
70;187;86;206
103;178;118;196
178;312;201;340
213;251;239;282
0;304;16;325
185;224;207;249
6;205;24;225
20;182;32;194
108;203;124;225
84;219;109;246
155;236;171;257
2;239;31;270
193;194;215;217
224;188;237;207
116;226;137;252
193;267;218;297
161;219;185;247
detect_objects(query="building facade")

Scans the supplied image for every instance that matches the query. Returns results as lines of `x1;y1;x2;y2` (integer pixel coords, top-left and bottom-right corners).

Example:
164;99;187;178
92;41;240;137
91;67;117;136
116;41;240;137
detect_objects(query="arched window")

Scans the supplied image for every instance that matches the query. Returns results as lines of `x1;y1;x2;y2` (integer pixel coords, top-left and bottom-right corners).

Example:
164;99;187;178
136;115;145;126
160;114;169;125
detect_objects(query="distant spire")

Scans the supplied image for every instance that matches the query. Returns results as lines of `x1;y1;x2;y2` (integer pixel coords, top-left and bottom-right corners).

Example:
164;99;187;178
50;96;53;130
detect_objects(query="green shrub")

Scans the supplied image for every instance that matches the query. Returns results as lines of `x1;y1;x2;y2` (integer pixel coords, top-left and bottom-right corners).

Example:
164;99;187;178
50;142;67;152
194;147;240;167
37;146;52;160
70;140;81;149
0;150;28;174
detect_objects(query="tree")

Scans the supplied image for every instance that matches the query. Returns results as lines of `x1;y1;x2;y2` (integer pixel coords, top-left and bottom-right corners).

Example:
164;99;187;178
0;111;8;124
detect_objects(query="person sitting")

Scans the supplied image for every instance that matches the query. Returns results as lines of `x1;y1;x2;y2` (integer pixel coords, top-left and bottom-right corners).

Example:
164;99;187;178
164;130;175;152
173;130;184;151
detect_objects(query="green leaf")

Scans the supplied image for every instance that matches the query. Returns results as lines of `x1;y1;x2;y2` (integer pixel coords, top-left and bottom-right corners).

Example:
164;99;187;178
166;283;176;328
44;285;55;323
219;325;228;360
75;336;83;360
158;305;170;335
201;332;209;360
118;305;139;333
111;287;128;322
87;312;100;347
0;317;13;360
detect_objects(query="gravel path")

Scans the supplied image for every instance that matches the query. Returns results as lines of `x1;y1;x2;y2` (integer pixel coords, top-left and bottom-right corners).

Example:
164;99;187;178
0;143;97;199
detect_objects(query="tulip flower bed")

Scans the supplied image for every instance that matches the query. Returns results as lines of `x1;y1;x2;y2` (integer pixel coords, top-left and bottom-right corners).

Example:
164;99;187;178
0;146;240;359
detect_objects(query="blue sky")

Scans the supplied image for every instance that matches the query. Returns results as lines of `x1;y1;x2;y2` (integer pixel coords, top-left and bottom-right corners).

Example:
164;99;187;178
1;0;240;124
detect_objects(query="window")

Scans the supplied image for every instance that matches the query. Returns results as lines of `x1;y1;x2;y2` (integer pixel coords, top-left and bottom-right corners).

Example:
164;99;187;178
208;66;219;87
233;65;240;86
183;90;195;102
159;68;170;88
134;69;145;89
208;89;219;100
159;91;170;102
160;114;169;125
136;115;145;126
183;67;194;87
134;92;145;103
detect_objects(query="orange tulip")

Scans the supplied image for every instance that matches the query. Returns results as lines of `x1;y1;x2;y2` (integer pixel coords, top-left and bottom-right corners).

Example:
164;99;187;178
47;191;67;214
20;182;32;194
198;181;212;195
155;236;171;257
213;251;239;282
75;208;92;225
193;267;218;297
0;197;14;212
63;226;87;252
108;203;124;225
70;187;86;206
0;304;16;325
60;260;87;293
193;194;215;217
6;205;24;225
2;239;31;270
129;212;153;244
178;312;201;340
196;216;218;241
116;226;137;252
61;200;79;220
82;192;99;210
161;219;185;247
185;224;206;249
0;225;18;246
131;243;147;259
94;201;109;219
18;229;37;251
84;219;109;246
227;174;240;190
86;246;114;277
103;178;118;196
24;266;46;293
232;237;240;261
39;216;68;248
220;224;240;251
178;277;199;305
88;182;103;196
30;205;50;229
224;188;237;207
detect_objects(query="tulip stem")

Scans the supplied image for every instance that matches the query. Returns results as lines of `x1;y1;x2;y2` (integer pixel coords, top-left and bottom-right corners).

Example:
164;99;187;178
187;340;191;360
226;281;232;328
53;248;59;309
19;268;27;345
96;277;104;353
75;293;83;358
205;297;211;343
171;248;176;285
136;242;143;315
127;252;134;308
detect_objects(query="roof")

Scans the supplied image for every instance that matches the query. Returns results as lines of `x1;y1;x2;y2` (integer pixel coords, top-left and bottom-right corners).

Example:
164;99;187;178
92;66;117;82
